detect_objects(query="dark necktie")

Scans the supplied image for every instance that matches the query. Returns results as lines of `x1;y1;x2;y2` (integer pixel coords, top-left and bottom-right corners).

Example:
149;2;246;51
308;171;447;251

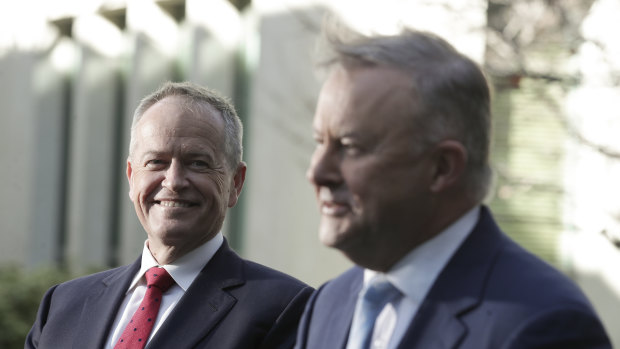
114;267;175;349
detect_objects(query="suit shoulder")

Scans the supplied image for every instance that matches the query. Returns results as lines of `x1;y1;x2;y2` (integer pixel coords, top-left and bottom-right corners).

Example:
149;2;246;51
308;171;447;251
490;236;594;309
52;264;132;293
310;266;362;302
485;239;611;346
322;266;361;290
474;208;591;307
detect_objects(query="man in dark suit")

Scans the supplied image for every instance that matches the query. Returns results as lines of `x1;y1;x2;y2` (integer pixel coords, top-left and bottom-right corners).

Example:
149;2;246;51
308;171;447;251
26;81;313;349
296;25;612;349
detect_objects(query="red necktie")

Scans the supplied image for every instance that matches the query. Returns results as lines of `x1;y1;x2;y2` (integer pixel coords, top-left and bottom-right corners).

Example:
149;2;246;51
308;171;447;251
114;267;175;349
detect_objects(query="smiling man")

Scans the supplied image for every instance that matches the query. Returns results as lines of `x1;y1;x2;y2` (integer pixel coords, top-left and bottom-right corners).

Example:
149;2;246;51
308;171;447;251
27;82;313;349
295;25;611;349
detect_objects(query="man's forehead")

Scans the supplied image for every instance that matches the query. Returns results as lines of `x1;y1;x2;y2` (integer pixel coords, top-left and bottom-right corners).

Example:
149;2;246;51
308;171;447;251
131;129;219;160
141;95;221;121
138;97;223;129
314;65;415;131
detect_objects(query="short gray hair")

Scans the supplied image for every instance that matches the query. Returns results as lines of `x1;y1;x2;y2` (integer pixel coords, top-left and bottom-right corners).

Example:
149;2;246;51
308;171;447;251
129;81;243;170
321;24;492;202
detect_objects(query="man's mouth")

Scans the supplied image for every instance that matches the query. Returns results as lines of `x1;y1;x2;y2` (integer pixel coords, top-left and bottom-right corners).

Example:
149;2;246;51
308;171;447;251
155;200;194;208
321;201;349;216
318;188;349;216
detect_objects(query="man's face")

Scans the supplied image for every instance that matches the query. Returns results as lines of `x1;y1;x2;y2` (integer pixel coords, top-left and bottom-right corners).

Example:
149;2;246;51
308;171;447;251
308;65;436;270
127;96;245;257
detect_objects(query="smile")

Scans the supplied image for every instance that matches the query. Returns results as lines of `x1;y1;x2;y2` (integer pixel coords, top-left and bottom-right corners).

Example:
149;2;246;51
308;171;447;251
156;200;193;208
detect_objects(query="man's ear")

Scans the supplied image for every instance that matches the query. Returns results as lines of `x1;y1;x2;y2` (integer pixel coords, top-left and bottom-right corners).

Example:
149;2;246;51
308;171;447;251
429;140;467;193
127;158;134;200
228;162;247;208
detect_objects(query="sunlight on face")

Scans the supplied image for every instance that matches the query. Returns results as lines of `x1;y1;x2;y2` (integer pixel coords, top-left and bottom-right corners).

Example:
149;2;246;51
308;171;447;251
128;96;240;256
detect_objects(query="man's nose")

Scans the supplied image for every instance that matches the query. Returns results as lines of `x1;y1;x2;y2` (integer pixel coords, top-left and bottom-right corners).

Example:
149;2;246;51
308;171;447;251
162;161;189;192
307;147;342;187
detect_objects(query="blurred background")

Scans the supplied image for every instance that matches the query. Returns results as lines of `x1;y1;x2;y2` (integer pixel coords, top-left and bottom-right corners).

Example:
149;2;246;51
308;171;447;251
1;0;619;347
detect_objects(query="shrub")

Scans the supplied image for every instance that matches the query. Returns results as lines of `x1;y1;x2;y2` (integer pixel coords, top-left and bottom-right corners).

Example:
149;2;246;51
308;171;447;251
0;265;71;349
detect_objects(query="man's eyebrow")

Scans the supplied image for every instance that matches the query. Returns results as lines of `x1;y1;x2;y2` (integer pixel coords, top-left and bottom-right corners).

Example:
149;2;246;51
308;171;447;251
139;151;166;159
137;150;215;159
330;129;365;141
184;151;215;159
339;131;362;138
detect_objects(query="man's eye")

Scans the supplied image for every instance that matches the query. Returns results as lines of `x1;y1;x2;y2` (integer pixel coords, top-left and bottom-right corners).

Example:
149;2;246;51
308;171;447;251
189;160;209;169
145;159;167;169
344;146;359;156
340;140;361;155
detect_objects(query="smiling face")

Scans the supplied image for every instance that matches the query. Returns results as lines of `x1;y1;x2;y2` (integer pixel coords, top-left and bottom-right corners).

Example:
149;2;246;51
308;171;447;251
307;65;439;271
127;96;245;261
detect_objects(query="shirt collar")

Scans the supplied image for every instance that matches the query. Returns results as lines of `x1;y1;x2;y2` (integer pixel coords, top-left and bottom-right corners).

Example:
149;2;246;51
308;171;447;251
364;206;480;304
127;233;224;293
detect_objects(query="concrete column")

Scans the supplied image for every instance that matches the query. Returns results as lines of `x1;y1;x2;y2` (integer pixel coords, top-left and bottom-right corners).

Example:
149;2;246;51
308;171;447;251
241;2;350;287
65;14;123;270
0;52;37;266
28;43;73;266
183;0;241;97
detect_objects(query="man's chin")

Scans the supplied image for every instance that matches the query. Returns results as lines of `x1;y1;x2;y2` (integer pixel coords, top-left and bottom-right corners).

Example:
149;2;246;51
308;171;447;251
319;225;354;250
148;226;190;242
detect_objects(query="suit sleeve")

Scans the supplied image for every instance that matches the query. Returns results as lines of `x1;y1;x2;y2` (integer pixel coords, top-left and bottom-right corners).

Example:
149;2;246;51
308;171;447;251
259;285;314;349
503;306;612;349
25;285;58;349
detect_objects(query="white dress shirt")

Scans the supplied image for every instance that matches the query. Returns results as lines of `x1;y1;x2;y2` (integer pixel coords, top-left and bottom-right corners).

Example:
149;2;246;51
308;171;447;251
106;233;224;348
357;206;480;349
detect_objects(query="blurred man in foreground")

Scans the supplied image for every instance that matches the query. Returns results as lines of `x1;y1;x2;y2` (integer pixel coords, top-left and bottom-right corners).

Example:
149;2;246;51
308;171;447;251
296;25;611;349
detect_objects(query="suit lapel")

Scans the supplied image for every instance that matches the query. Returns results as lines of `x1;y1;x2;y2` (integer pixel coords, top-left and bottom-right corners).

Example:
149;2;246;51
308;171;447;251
147;240;244;348
334;269;363;349
397;206;505;349
308;267;362;349
72;260;141;349
397;293;471;349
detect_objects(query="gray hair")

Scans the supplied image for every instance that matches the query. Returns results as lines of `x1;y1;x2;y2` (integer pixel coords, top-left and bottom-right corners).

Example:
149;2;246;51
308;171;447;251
321;24;492;202
129;81;243;170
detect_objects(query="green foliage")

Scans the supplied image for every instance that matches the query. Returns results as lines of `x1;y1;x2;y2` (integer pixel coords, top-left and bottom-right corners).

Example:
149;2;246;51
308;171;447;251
0;265;71;349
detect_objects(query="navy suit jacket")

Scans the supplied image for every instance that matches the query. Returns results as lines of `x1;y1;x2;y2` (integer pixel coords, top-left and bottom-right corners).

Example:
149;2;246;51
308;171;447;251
296;207;612;349
26;240;313;349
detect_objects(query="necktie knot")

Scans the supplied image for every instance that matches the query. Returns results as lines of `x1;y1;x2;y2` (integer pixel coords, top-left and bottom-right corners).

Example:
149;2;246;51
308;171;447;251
145;267;174;292
363;278;401;306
